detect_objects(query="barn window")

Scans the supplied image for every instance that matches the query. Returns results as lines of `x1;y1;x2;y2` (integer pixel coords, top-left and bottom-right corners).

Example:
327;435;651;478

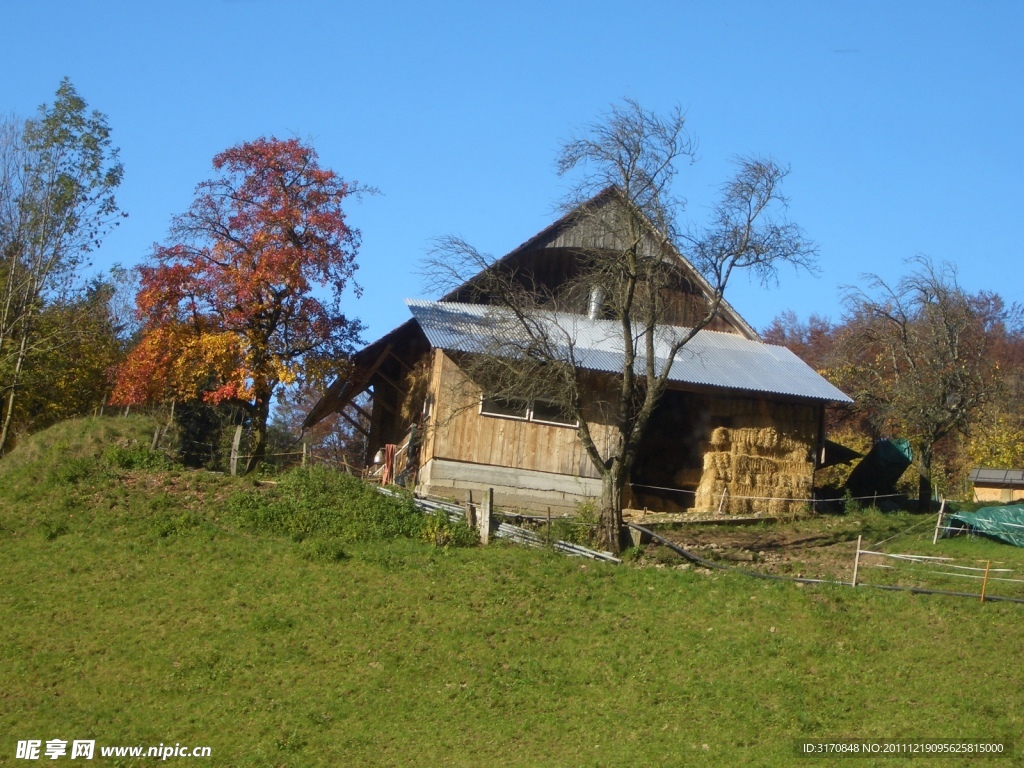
480;395;530;420
480;395;577;428
529;399;578;427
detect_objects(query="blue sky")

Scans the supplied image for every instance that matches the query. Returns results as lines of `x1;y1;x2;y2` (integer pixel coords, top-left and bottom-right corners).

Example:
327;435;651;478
3;0;1022;341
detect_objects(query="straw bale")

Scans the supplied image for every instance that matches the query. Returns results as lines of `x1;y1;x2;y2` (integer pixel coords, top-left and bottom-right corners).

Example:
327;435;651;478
399;356;432;426
691;419;816;515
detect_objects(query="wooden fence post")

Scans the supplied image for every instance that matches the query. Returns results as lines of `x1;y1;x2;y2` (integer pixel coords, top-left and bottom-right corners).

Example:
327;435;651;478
479;488;492;545
229;425;243;476
852;535;863;587
932;498;947;545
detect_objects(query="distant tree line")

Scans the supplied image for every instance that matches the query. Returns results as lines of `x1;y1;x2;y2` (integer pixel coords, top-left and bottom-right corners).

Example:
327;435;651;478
0;80;367;470
763;259;1024;508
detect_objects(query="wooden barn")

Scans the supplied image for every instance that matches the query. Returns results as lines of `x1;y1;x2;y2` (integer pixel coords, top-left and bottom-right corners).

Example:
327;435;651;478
305;189;851;515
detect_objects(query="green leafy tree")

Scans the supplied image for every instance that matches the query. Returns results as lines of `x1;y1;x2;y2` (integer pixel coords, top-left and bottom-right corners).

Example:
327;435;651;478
0;79;124;453
9;278;125;431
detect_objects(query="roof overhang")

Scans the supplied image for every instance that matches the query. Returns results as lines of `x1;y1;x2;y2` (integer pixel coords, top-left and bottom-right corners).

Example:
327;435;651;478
969;468;1024;488
300;318;424;429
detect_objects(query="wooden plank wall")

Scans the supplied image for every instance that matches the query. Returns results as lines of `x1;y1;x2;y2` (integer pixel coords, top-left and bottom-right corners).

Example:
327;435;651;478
541;213;743;334
422;350;618;479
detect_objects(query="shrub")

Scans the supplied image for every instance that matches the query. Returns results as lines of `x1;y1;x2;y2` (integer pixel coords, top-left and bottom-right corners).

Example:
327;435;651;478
40;518;69;541
152;511;202;537
49;456;103;486
104;445;168;471
843;489;861;515
299;536;348;563
226;466;426;544
552;500;600;547
420;511;478;548
167;402;239;470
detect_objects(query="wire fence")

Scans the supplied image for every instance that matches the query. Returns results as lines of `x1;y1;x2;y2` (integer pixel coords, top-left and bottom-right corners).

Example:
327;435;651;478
90;403;366;476
628;481;904;511
633;523;1024;606
854;543;1024;601
836;501;1024;602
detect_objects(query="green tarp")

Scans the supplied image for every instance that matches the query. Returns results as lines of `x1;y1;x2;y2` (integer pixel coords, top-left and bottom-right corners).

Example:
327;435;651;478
845;438;913;499
948;505;1024;548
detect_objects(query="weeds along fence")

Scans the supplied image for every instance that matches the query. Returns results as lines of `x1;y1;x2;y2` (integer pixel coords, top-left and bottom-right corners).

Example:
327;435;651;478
126;404;364;476
378;487;621;564
388;483;1024;604
377;475;1022;603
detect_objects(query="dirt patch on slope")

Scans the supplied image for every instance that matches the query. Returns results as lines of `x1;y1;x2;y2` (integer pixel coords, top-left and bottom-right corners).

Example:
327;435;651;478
645;525;863;581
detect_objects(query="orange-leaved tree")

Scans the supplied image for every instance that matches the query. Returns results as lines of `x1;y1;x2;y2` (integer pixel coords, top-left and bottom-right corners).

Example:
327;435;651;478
111;137;366;472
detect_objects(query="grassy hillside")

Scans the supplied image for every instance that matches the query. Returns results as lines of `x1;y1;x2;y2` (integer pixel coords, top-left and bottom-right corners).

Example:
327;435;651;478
1;418;1022;766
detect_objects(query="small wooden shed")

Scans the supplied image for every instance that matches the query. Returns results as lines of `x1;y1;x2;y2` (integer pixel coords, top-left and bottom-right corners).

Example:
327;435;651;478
969;468;1024;503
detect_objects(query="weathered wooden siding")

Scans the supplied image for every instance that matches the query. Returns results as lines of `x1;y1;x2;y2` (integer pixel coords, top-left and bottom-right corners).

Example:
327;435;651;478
417;457;603;513
421;350;617;480
418;349;823;515
448;246;738;334
444;196;751;338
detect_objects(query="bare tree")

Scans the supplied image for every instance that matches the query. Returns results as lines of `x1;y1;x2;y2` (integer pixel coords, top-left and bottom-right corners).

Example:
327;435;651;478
427;99;817;551
838;256;1017;510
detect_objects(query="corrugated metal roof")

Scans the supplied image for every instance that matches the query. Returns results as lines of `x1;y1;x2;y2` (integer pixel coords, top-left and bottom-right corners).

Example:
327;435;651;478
406;300;852;403
969;468;1024;487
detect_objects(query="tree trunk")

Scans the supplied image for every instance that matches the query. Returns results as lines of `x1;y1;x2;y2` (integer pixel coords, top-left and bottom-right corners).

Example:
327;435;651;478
0;387;15;456
917;444;933;513
0;329;30;455
597;466;626;554
243;396;271;475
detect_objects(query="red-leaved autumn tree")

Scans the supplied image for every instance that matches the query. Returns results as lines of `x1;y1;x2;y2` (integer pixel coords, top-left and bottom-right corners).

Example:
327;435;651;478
111;137;366;472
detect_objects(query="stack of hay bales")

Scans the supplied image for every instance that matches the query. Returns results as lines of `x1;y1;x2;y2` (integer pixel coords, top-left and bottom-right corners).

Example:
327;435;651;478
693;401;817;516
399;356;432;426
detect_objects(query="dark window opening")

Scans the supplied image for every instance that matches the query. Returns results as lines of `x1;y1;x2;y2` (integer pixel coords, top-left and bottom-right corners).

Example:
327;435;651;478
530;399;577;427
480;396;530;420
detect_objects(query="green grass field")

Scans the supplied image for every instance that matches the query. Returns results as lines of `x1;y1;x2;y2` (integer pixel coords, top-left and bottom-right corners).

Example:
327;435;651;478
2;417;1023;766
